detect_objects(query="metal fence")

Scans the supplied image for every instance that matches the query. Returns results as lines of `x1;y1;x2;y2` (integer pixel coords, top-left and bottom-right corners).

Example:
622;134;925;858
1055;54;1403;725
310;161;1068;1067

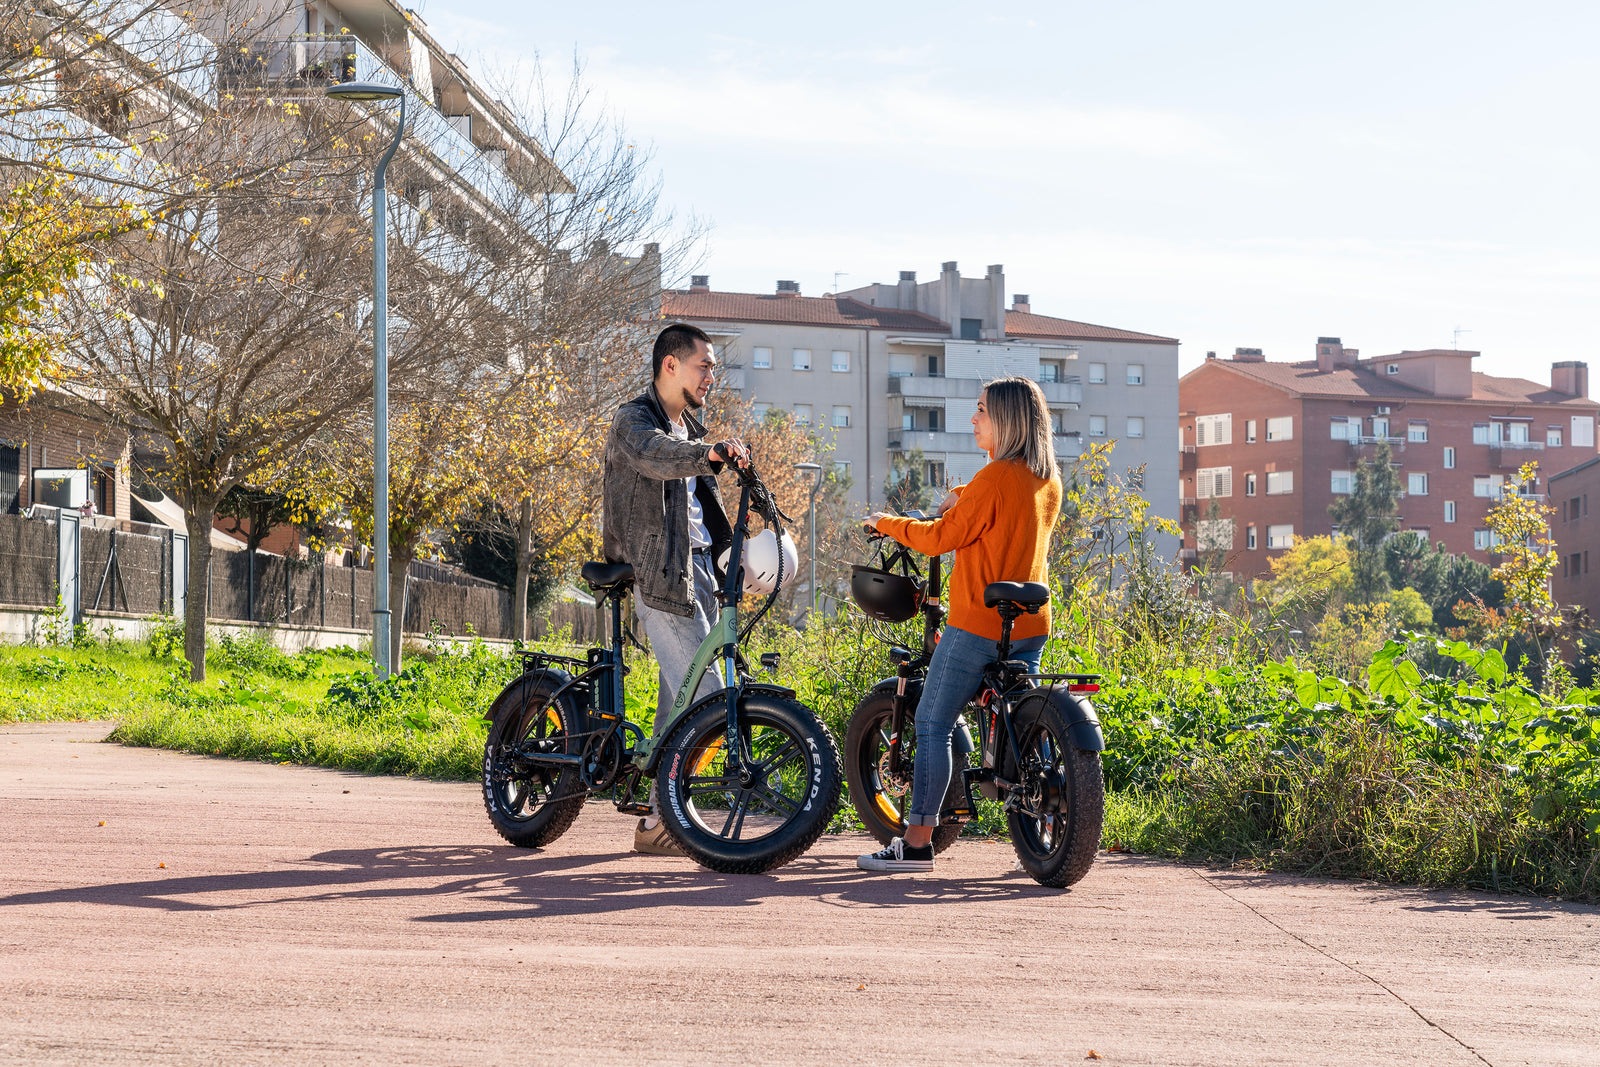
0;511;599;643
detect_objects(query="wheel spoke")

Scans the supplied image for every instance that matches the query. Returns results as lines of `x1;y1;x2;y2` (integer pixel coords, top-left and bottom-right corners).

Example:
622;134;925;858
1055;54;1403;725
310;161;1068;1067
752;784;801;817
719;793;753;839
755;735;800;772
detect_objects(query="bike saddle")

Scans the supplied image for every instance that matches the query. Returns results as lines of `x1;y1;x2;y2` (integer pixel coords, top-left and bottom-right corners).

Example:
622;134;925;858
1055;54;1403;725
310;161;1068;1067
581;561;635;591
983;581;1050;611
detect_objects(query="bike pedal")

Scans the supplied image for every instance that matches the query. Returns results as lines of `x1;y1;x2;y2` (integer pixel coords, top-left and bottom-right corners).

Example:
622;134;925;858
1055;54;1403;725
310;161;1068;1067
615;802;652;815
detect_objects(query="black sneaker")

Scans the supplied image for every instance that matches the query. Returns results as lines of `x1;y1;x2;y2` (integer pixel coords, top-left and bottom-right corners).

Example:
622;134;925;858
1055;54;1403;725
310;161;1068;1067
857;836;934;872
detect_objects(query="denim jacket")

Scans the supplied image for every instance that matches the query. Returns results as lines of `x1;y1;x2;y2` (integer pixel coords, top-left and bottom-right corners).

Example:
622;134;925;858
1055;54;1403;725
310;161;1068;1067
602;385;734;616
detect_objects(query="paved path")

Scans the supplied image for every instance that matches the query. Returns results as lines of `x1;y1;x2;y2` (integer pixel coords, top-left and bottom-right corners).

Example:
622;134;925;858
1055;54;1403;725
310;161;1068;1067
1;722;1596;1066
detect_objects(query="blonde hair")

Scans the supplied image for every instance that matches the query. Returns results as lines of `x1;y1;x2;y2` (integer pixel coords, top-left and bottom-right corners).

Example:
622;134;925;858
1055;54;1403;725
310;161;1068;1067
984;376;1058;483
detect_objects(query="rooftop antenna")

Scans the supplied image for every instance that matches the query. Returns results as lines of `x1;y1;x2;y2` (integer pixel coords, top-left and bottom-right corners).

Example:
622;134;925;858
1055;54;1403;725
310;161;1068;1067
832;270;848;294
1453;325;1471;350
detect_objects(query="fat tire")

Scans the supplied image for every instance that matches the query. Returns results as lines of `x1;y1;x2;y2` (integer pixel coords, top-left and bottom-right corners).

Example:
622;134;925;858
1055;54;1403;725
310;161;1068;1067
843;689;962;854
657;692;842;874
481;671;587;848
1004;692;1104;888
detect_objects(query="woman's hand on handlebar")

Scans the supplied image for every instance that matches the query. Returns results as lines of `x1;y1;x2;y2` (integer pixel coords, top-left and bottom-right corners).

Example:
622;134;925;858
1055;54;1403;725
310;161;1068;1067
862;511;891;539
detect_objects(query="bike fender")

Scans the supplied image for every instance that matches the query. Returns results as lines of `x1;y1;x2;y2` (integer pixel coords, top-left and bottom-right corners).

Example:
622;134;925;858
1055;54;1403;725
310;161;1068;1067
1039;685;1105;752
483;666;573;722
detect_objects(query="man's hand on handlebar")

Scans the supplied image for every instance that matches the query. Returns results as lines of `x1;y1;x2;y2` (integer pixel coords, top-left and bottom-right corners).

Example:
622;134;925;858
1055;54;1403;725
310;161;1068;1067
710;437;749;468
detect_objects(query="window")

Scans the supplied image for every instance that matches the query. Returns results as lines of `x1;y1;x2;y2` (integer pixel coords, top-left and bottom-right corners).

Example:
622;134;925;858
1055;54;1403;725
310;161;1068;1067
753;401;771;418
792;348;812;371
1196;466;1233;498
1331;470;1353;495
1196;518;1234;551
834;460;851;477
1266;524;1295;550
1508;422;1529;444
1089;415;1107;438
1265;416;1293;441
1088;363;1107;384
1126;416;1145;438
1548;427;1564;447
1372;416;1389;438
1474;529;1496;551
1569;496;1581;521
1050;410;1065;435
1195;413;1232;446
1245;420;1257;443
793;403;811;425
1266;470;1294;495
1573;416;1595;448
927;409;941;431
1386;363;1400;375
1039;360;1061;383
1408;422;1428;442
959;318;982;340
1408;472;1428;496
1473;475;1502;498
1330;417;1354;441
832;405;851;428
751;346;772;369
1473;423;1490;445
1126;363;1144;385
1243;472;1256;496
927;355;940;377
1569;553;1580;578
1444;500;1456;523
1443;446;1455;469
831;350;850;372
0;444;18;514
925;460;945;486
1246;525;1257;550
901;412;915;429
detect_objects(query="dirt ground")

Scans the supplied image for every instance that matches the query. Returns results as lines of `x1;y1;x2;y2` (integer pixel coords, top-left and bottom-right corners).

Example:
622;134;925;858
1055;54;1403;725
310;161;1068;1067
1;721;1596;1066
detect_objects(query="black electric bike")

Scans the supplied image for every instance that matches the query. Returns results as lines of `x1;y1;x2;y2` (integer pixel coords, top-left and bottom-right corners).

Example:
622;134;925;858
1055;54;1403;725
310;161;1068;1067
480;462;843;874
844;528;1106;887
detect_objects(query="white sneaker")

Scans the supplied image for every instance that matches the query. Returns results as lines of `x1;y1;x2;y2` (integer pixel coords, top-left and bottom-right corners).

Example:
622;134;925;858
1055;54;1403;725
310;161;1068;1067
857;836;934;873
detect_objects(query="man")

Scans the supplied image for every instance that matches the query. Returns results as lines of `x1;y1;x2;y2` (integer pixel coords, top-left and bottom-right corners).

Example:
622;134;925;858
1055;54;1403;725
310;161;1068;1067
602;323;747;855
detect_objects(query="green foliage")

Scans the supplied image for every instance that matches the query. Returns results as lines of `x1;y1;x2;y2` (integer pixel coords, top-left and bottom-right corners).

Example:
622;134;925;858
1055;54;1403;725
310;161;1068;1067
883;447;936;514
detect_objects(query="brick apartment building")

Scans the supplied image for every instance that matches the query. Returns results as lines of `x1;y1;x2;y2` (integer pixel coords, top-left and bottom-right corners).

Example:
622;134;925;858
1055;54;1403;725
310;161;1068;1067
1550;455;1600;624
1177;339;1600;580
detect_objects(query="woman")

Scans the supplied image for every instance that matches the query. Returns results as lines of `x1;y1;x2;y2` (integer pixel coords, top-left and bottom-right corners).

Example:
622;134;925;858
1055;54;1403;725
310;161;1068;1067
857;376;1062;873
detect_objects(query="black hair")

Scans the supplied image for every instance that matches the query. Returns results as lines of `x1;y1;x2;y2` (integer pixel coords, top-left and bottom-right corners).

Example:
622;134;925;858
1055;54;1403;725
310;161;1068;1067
652;323;711;380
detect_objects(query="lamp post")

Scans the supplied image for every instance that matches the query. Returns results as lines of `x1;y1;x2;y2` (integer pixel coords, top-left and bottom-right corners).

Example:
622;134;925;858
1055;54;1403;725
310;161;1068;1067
326;80;406;678
793;461;823;613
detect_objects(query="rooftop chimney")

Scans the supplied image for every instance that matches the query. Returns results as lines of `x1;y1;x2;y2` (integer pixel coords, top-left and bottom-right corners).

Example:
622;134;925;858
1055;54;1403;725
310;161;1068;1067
1315;336;1343;372
1012;294;1031;314
775;279;801;298
896;270;917;311
1232;347;1265;363
941;261;958;273
689;275;709;293
1553;360;1590;398
1206;350;1216;360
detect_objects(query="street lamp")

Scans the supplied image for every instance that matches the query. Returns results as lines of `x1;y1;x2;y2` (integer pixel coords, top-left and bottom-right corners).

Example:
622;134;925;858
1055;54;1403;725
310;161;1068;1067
326;80;406;678
793;462;824;613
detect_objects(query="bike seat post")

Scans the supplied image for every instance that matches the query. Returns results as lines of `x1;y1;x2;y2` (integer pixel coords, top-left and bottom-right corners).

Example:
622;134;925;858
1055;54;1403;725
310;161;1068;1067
996;604;1017;664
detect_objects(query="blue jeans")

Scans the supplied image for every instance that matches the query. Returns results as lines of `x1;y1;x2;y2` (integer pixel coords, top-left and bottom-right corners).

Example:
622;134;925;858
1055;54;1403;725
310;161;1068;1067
634;548;721;741
907;625;1045;827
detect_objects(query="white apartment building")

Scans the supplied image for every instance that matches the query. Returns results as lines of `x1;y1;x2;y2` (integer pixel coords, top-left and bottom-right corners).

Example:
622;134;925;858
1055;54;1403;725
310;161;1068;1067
663;262;1179;526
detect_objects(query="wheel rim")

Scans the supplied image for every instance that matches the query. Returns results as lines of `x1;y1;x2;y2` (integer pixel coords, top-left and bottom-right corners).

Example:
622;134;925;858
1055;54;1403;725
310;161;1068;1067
490;698;572;823
676;711;814;843
1012;717;1071;859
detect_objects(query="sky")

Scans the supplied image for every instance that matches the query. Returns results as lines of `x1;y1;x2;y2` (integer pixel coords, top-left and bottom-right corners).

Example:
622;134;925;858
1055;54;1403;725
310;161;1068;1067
411;0;1599;381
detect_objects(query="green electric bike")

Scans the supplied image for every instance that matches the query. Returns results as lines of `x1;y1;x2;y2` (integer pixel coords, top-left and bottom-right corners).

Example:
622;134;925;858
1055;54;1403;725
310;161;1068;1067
480;462;843;874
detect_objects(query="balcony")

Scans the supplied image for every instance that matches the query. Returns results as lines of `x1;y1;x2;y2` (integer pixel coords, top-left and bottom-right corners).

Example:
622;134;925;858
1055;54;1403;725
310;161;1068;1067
1179;444;1197;471
223;37;542;222
85;1;218;104
1491;441;1545;470
886;429;983;454
888;376;980;401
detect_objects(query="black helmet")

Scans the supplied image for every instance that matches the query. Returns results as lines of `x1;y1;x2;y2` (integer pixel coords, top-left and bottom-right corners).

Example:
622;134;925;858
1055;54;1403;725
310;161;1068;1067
851;565;925;623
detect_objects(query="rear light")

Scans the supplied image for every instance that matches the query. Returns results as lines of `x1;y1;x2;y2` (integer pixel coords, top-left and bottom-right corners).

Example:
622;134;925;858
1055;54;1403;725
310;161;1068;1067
1067;683;1099;694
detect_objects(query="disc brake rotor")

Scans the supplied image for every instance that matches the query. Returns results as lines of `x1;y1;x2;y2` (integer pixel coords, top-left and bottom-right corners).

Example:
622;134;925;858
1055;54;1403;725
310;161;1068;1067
876;750;911;798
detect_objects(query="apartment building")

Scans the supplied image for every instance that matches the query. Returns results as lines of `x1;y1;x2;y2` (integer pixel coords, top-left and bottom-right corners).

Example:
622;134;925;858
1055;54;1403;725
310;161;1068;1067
663;262;1179;517
1177;339;1600;578
1550;455;1600;624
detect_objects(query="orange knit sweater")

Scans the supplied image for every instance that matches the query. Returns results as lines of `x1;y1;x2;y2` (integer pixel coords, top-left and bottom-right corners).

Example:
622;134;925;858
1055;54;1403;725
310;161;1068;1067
877;458;1061;642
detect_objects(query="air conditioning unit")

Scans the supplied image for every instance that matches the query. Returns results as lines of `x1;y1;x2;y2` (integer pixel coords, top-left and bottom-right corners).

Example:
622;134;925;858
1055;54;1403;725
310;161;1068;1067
1375;406;1391;415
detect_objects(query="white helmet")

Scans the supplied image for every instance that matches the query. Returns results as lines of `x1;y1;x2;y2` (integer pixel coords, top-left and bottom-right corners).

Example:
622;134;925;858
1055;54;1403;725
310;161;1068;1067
718;529;800;595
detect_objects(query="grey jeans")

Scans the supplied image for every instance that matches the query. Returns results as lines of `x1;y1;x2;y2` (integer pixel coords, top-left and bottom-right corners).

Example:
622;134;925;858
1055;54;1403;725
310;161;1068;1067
634;547;721;741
